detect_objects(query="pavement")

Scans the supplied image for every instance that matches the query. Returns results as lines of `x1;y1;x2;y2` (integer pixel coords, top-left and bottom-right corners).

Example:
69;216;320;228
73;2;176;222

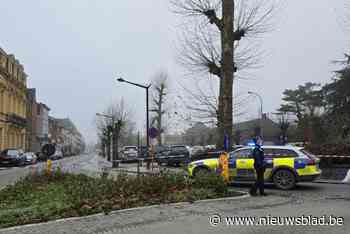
0;182;349;234
1;154;350;234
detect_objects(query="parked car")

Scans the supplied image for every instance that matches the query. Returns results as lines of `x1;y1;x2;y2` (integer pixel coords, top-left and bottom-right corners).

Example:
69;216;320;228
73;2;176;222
188;145;321;190
50;150;63;160
204;145;216;150
0;149;26;167
190;146;206;156
138;146;148;159
156;145;190;166
121;146;138;162
23;152;37;165
154;145;170;158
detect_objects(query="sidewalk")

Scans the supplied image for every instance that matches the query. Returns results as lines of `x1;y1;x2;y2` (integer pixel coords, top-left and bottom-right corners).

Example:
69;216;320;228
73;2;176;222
0;192;290;234
318;167;350;184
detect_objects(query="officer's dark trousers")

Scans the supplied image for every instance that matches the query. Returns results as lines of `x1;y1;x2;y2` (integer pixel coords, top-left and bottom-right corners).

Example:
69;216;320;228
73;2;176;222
250;168;265;195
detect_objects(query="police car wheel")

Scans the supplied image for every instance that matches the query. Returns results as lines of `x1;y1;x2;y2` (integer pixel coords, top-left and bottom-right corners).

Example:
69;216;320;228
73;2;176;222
193;167;211;177
273;169;296;190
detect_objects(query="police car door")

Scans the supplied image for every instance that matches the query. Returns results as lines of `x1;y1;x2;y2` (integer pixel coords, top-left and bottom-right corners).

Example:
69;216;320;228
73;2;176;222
235;149;255;181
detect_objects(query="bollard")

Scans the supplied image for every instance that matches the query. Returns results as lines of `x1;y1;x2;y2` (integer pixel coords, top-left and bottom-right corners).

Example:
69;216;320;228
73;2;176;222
219;153;229;183
46;159;52;175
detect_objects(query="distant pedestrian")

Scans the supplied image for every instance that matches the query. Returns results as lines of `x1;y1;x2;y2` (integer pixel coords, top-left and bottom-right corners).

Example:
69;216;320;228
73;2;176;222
250;137;267;196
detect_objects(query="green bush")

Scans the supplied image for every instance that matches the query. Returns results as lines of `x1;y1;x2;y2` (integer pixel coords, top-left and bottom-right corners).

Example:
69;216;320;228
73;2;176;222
0;169;236;228
191;172;228;195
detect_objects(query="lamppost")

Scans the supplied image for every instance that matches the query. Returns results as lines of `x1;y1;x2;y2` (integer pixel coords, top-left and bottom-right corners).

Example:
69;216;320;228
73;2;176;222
116;77;151;161
248;91;264;139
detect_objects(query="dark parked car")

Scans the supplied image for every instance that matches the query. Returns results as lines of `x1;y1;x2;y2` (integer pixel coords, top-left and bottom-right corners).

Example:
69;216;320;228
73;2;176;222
50;150;63;160
0;149;26;167
138;146;149;159
156;145;190;166
23;152;38;165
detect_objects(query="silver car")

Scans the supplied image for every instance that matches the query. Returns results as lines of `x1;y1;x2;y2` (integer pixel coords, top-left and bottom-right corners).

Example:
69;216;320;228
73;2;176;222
121;146;138;161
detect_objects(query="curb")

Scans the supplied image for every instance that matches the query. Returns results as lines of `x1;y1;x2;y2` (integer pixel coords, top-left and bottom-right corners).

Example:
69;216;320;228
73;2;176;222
313;180;349;185
0;191;249;232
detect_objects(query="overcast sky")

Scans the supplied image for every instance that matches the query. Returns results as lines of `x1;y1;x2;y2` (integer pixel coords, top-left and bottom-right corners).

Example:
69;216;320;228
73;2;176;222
0;0;348;143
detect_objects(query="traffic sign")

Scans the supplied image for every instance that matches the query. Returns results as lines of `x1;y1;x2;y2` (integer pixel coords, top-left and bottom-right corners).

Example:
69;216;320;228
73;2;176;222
149;127;158;139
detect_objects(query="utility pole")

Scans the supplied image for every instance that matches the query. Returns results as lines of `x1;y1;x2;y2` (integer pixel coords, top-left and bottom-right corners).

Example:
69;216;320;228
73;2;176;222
116;78;151;167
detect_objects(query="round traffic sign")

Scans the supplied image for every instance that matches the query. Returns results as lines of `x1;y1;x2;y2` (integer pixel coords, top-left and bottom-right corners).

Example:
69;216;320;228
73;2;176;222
149;127;158;139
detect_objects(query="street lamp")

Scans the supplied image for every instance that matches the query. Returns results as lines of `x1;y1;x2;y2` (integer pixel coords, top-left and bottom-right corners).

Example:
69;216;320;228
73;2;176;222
116;77;151;161
248;91;264;139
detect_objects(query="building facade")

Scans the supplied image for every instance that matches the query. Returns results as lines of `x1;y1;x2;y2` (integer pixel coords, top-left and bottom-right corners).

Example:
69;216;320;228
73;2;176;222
0;47;27;151
26;89;51;152
49;117;85;155
36;103;50;148
26;88;38;152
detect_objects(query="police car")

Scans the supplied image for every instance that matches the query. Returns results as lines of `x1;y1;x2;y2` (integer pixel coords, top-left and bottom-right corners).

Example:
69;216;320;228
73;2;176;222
187;145;321;190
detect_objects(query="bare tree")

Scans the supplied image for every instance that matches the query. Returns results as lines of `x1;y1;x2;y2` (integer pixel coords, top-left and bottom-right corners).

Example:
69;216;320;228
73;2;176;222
150;71;169;145
176;78;249;126
95;99;132;161
171;0;276;148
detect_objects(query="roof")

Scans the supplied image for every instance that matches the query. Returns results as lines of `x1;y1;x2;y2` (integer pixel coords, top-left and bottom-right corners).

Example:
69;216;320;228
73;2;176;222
0;47;6;55
236;145;303;151
38;102;50;111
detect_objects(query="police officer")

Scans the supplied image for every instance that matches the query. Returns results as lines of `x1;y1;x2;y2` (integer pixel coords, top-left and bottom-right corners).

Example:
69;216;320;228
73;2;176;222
250;137;267;196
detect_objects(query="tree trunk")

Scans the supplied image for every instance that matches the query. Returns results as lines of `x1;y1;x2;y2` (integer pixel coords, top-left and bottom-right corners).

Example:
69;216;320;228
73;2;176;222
157;113;162;145
218;0;234;150
101;142;106;158
106;139;111;161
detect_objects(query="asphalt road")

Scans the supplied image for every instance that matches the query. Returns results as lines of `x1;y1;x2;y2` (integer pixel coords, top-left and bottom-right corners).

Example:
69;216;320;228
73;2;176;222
1;154;349;234
0;154;89;189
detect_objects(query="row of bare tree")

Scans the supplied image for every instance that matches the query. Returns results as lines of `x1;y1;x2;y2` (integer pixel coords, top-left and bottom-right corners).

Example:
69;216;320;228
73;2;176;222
95;72;170;158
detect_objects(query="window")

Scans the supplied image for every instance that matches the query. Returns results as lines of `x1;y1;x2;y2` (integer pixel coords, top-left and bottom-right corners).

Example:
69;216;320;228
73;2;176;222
124;146;137;151
300;149;318;160
263;149;275;159
235;149;252;159
271;149;298;158
7;149;19;157
171;146;187;152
